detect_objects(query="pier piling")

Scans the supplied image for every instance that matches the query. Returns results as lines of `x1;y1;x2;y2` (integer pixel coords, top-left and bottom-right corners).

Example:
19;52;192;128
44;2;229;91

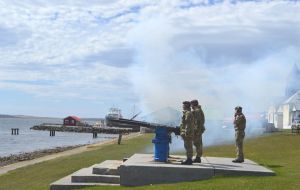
93;132;97;138
118;133;122;145
50;130;56;136
11;128;19;135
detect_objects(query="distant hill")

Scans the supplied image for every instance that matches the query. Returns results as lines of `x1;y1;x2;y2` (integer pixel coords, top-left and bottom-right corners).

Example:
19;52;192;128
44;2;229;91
0;114;61;119
0;114;103;120
15;115;62;119
141;107;181;126
0;114;18;118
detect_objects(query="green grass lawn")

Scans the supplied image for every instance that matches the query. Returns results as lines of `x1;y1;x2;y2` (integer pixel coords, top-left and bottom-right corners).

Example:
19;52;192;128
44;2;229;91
1;132;300;190
0;134;154;190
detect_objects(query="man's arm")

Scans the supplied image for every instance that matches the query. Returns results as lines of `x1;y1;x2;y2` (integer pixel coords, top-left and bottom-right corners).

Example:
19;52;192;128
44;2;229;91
185;111;193;136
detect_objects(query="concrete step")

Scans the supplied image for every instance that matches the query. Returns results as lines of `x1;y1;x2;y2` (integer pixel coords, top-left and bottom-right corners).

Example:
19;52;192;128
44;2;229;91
92;160;122;175
50;160;123;190
71;167;120;184
50;175;119;190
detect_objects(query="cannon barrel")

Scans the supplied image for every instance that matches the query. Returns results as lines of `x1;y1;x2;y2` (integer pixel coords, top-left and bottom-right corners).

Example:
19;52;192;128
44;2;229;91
106;117;180;135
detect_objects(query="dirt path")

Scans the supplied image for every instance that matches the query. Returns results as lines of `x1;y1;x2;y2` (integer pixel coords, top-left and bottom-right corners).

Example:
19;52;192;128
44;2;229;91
0;132;141;175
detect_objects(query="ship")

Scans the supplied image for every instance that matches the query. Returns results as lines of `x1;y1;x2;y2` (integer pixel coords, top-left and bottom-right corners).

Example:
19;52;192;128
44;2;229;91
105;108;141;131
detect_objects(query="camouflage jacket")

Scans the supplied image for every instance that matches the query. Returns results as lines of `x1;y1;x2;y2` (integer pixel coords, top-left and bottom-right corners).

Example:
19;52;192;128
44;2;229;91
234;113;246;131
192;105;205;133
180;110;193;137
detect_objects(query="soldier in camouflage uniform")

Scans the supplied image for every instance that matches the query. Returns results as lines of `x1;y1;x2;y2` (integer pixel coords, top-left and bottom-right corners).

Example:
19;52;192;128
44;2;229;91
180;101;194;165
191;100;205;163
233;106;246;163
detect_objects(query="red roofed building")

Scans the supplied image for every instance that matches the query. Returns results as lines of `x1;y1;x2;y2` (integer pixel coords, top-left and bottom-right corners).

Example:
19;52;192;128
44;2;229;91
63;116;81;126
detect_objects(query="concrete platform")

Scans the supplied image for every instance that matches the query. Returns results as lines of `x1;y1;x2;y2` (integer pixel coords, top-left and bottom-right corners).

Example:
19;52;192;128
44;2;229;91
92;160;122;175
119;154;275;186
50;161;121;190
120;154;214;186
50;154;275;189
71;167;120;183
206;156;275;176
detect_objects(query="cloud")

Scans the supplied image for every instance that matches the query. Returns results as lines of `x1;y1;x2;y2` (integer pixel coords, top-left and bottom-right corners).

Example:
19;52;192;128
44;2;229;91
82;48;135;68
0;0;137;104
0;27;29;47
0;0;299;117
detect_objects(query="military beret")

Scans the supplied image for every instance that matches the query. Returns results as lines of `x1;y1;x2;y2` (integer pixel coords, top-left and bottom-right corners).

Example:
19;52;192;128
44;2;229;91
183;101;191;106
235;106;242;111
190;99;199;106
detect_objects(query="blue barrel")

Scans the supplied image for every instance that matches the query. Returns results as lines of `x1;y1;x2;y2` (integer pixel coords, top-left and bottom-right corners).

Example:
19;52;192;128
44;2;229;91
152;127;170;162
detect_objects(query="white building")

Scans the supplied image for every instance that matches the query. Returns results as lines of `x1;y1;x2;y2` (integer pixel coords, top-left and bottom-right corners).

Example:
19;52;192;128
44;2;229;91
282;91;300;128
267;104;283;129
267;64;300;129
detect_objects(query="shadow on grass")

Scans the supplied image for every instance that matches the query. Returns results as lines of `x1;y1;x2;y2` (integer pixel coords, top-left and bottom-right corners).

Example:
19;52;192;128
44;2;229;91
259;163;283;169
265;165;283;168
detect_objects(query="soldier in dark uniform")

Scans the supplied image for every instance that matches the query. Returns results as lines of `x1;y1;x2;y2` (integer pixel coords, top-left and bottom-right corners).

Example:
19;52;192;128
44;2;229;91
191;100;205;163
233;106;246;163
180;101;194;165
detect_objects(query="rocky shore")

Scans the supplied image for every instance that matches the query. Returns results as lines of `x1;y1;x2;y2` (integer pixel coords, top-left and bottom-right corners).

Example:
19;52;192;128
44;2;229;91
0;145;84;167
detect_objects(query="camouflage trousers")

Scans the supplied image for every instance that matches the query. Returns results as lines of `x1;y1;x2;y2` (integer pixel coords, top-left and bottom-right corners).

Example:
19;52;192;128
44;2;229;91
193;131;203;157
182;136;193;159
235;130;245;160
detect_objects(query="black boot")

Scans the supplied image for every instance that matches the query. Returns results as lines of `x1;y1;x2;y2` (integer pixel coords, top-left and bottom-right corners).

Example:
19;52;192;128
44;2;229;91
232;158;244;163
181;158;193;165
193;156;201;163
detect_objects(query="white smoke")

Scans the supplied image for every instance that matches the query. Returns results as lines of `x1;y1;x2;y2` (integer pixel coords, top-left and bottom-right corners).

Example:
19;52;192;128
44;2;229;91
128;18;298;116
125;1;300;150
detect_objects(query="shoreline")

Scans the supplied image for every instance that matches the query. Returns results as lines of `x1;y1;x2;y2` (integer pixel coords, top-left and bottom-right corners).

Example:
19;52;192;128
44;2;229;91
0;145;85;167
0;132;142;175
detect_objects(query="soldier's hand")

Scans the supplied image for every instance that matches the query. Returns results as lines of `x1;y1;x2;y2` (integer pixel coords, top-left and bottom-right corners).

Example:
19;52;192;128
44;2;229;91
180;132;186;138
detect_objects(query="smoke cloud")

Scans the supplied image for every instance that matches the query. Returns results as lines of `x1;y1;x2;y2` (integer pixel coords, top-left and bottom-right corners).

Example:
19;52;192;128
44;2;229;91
126;1;300;149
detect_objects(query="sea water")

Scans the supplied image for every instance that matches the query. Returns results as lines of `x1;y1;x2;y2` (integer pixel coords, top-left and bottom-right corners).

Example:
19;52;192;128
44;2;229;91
0;118;117;157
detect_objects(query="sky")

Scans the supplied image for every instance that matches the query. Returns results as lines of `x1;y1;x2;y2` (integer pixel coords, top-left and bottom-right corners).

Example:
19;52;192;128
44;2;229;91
0;0;300;118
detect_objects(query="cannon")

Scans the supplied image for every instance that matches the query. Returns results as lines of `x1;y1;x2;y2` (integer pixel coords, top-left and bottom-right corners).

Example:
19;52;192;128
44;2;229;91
105;117;180;162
